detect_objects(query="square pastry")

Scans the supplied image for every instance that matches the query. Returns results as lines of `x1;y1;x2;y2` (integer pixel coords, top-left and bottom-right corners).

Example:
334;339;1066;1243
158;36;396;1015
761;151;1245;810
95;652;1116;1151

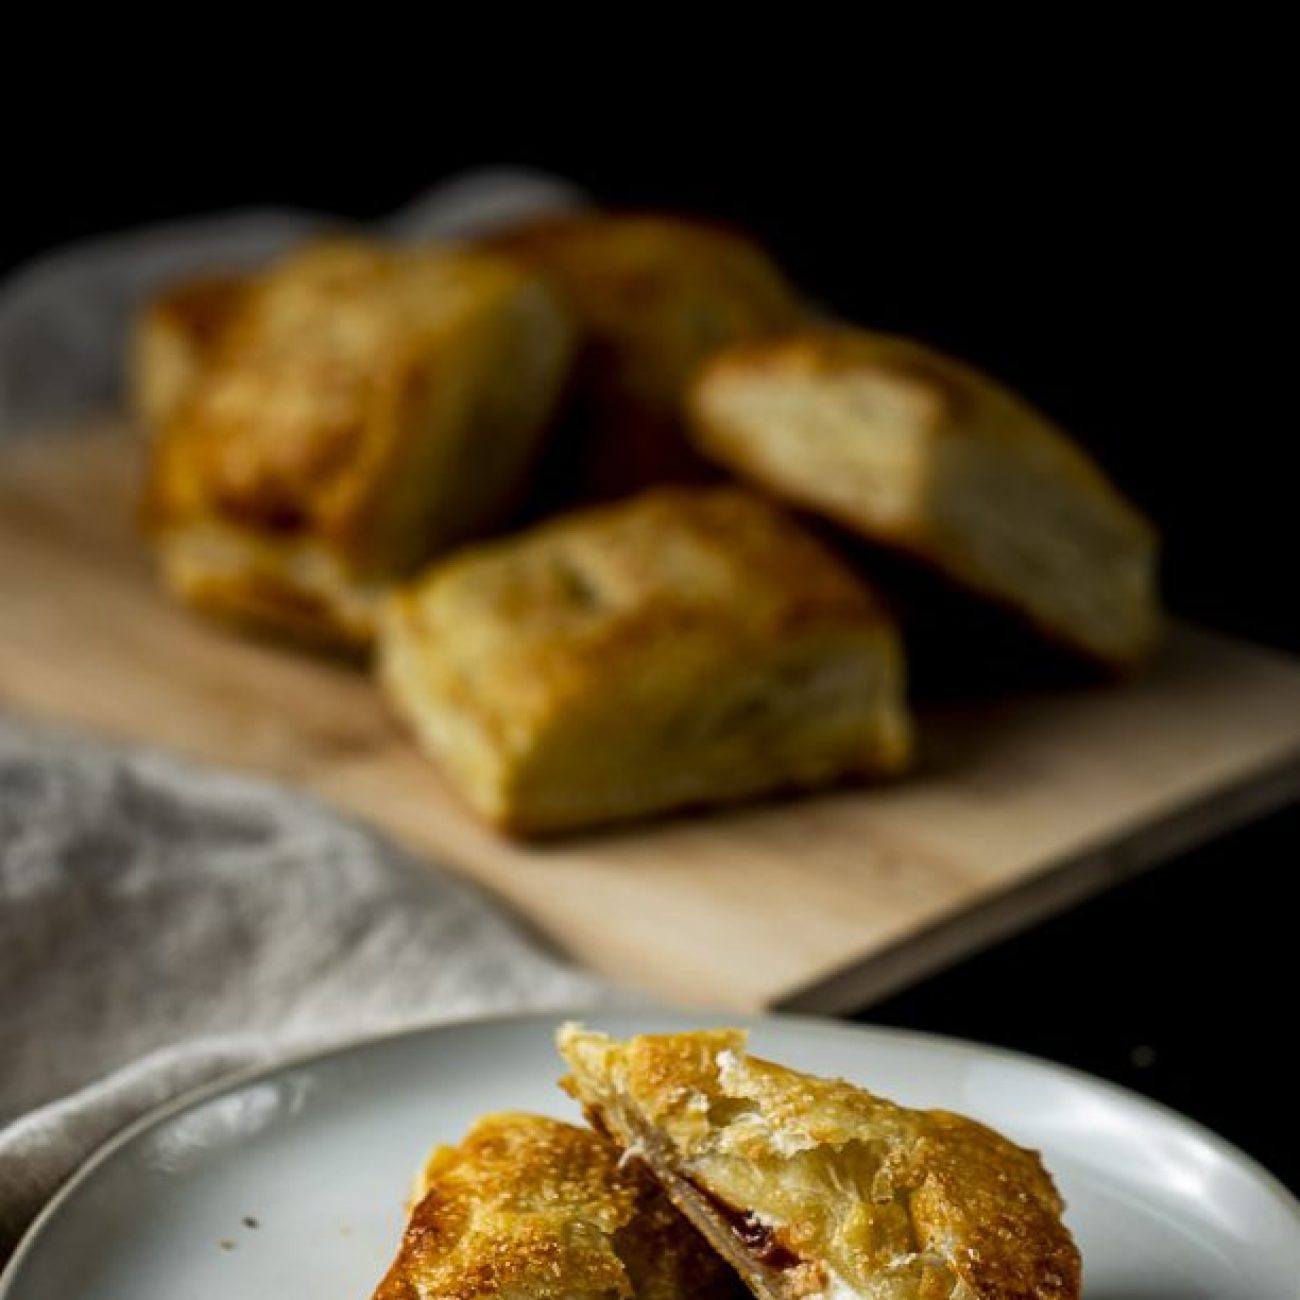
370;1112;745;1299
690;328;1160;670
143;238;577;649
559;1026;1082;1300
379;487;911;835
487;212;807;503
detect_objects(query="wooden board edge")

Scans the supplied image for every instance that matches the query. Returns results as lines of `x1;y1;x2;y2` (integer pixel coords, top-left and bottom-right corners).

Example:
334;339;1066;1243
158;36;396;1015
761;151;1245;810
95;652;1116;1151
772;743;1300;1015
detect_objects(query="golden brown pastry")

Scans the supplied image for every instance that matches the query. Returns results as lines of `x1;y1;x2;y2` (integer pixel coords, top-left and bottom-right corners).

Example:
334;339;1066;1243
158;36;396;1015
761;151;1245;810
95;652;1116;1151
378;487;911;834
370;1111;746;1299
559;1026;1082;1300
487;212;806;503
143;238;576;649
689;327;1159;670
129;272;251;432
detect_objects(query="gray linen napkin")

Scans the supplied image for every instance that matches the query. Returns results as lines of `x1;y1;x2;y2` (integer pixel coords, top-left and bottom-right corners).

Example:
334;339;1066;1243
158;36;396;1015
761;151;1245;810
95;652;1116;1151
0;717;617;1256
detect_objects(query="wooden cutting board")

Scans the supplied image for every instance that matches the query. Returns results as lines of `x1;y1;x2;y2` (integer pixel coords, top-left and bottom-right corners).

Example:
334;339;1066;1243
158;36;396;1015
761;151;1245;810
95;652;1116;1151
5;425;1300;1013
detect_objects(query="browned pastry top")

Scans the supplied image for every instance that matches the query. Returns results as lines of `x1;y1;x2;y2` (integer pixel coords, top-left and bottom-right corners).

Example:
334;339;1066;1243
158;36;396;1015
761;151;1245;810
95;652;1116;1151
147;239;560;560
371;1111;745;1299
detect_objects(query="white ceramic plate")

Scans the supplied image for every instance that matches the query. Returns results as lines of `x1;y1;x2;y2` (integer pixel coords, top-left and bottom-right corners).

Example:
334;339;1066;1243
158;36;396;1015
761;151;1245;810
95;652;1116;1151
3;1011;1296;1298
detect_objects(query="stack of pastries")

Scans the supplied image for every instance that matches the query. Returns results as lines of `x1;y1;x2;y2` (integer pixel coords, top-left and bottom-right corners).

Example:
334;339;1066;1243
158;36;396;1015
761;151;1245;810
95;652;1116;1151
370;1025;1083;1299
135;209;1160;835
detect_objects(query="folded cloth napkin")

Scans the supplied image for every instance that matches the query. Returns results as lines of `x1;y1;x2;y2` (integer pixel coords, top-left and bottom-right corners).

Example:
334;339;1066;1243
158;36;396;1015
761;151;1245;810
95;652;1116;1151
0;717;618;1257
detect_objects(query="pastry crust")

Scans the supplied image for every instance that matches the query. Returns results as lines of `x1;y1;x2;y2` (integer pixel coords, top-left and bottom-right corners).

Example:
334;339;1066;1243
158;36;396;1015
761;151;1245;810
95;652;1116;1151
559;1026;1082;1300
689;328;1160;670
129;272;251;432
370;1112;745;1299
143;238;576;648
378;487;911;834
487;213;806;503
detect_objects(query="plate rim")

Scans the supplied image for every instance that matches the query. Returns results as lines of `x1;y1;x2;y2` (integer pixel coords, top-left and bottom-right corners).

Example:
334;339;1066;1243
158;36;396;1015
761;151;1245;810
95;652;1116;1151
4;1006;1297;1292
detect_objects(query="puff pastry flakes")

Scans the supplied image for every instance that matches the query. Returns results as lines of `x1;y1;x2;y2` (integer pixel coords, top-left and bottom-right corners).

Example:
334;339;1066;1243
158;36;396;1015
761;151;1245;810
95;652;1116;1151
488;212;807;502
690;328;1159;670
379;486;911;834
559;1026;1082;1300
143;239;576;648
370;1112;745;1299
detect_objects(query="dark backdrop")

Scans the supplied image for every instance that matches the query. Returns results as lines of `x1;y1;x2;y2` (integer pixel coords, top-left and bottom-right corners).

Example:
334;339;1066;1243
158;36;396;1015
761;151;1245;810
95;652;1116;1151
4;91;1295;1189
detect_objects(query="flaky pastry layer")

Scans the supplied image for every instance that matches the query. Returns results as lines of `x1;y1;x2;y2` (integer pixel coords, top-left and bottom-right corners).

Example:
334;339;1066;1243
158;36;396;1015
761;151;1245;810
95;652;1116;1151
559;1026;1082;1300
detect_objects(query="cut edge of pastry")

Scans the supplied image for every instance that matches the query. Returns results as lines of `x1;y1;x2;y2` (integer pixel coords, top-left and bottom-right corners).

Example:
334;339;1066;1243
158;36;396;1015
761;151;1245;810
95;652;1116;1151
592;1105;796;1300
559;1027;795;1300
558;1023;1082;1300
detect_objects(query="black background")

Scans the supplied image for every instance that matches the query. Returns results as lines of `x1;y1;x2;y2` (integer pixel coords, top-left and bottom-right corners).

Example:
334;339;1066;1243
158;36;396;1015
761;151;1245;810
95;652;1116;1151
3;77;1295;1191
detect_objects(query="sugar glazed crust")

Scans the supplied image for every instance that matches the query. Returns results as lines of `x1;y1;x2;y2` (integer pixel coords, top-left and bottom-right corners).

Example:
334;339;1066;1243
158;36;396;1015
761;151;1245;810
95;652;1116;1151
378;486;912;833
370;1112;747;1300
559;1026;1082;1300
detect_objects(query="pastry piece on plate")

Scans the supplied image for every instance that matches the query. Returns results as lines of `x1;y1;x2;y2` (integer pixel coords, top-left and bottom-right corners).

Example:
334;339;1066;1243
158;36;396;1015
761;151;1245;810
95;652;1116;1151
370;1111;746;1300
559;1026;1082;1300
379;486;911;835
487;212;807;503
129;271;251;432
143;238;576;650
689;327;1160;670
